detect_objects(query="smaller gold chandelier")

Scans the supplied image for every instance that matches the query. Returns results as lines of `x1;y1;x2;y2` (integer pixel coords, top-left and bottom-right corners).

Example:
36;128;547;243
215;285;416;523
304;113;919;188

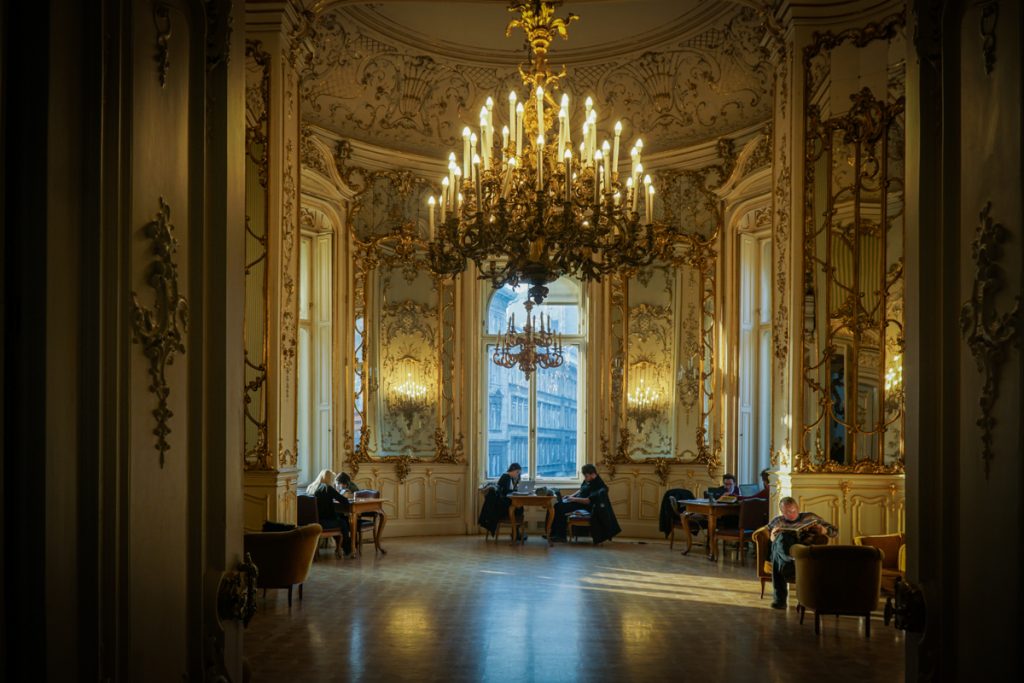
387;357;431;426
493;300;563;377
628;361;664;432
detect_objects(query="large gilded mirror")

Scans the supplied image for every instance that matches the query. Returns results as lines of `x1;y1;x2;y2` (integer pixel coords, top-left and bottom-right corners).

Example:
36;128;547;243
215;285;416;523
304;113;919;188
348;171;461;473
800;17;905;471
605;229;717;474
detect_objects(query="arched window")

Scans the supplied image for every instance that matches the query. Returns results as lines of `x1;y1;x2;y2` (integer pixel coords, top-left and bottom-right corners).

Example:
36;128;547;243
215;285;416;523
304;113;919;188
482;278;585;482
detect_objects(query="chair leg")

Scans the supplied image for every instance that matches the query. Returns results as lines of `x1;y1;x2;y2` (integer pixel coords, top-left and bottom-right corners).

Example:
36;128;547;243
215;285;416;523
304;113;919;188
814;612;821;635
287;585;293;608
299;584;303;601
798;605;805;624
760;578;766;599
864;614;871;639
669;525;675;550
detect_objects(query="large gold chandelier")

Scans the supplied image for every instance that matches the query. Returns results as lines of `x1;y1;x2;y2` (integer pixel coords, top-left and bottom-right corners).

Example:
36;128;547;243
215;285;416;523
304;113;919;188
425;0;665;376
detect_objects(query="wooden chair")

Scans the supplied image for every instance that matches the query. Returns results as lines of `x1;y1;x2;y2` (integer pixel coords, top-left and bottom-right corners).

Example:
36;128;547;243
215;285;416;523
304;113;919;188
715;498;768;564
352;489;384;552
566;510;591;542
297;493;343;559
792;543;883;638
668;492;704;552
478;485;522;541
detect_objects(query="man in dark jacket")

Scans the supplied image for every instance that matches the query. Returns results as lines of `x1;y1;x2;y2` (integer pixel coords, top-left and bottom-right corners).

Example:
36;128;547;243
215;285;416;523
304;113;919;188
549;464;621;544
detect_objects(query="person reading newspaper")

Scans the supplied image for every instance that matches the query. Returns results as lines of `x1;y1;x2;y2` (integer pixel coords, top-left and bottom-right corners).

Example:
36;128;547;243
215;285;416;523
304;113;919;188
766;496;838;609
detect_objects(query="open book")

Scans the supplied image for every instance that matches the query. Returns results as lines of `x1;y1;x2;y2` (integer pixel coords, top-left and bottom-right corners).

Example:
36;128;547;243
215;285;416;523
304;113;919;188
774;518;821;534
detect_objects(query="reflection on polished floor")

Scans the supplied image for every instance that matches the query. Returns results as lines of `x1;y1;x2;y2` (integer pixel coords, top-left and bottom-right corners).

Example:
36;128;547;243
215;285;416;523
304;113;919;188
245;536;903;682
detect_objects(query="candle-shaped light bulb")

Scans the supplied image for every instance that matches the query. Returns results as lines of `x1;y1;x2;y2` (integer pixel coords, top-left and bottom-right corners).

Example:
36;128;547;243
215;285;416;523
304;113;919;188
463;127;472;178
502;125;509;153
563;149;573;203
612;121;622;177
643;174;653;224
515;102;524;157
427;196;436;238
502;156;517;199
441;176;449;219
561;93;569;109
647;184;656;224
585;96;593;115
628;175;637;213
535;86;545;136
601;140;611;191
473;153;482;203
593;149;603;202
536;134;545;189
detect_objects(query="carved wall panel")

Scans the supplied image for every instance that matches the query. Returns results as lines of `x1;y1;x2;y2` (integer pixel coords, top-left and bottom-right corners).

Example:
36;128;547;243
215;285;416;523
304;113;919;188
849;494;890;539
430;476;462;518
299;6;772;159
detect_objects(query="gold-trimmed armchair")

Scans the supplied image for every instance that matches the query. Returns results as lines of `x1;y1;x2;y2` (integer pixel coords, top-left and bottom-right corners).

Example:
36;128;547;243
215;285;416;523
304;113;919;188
854;532;906;595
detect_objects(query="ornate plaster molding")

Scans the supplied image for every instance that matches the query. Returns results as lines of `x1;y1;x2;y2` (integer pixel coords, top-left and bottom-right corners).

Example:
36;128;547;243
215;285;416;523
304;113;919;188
131;198;189;467
299;5;772;158
959;201;1022;478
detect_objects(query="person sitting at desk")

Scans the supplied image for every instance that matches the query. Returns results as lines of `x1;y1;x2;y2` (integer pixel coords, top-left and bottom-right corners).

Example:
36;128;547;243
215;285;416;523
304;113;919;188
334;471;358;497
549;464;621;544
477;463;524;536
306;469;353;557
767;496;838;609
747;468;771;500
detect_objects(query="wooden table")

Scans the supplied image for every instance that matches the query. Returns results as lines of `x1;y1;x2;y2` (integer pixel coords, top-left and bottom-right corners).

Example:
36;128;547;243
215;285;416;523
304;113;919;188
681;499;740;561
507;494;556;546
342;498;388;558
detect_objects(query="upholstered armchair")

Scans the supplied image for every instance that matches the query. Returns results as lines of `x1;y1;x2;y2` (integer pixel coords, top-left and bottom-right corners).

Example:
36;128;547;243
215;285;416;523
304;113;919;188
243;524;322;607
791;543;883;637
752;525;831;598
854;532;906;595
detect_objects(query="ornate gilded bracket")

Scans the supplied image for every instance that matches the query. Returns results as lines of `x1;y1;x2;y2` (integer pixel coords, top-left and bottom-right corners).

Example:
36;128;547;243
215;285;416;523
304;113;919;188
131;197;189;467
217;552;258;628
959;201;1022;478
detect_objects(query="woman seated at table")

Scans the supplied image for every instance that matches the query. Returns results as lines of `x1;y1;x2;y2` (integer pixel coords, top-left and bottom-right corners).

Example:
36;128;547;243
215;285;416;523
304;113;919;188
306;469;353;557
477;463;524;536
549;464;621;544
333;471;358;497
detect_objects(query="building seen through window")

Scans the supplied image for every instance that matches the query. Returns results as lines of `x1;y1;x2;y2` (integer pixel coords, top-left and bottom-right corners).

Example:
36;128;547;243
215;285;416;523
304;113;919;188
484;279;584;480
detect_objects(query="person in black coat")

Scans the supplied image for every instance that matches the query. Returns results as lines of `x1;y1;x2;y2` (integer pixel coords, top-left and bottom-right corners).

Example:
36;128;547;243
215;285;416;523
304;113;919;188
305;469;353;557
549;464;621;543
477;463;524;535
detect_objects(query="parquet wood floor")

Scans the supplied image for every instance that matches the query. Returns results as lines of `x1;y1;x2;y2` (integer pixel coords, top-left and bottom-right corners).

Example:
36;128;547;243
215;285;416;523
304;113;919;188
244;535;903;682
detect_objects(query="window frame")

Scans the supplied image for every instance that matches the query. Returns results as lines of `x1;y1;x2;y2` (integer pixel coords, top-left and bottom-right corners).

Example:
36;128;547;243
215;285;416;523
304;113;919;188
480;278;587;485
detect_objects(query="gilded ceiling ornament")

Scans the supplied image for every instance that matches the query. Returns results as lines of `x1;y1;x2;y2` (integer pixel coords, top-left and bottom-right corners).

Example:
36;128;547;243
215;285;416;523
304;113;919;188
131;197;189;467
959;201;1022;479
